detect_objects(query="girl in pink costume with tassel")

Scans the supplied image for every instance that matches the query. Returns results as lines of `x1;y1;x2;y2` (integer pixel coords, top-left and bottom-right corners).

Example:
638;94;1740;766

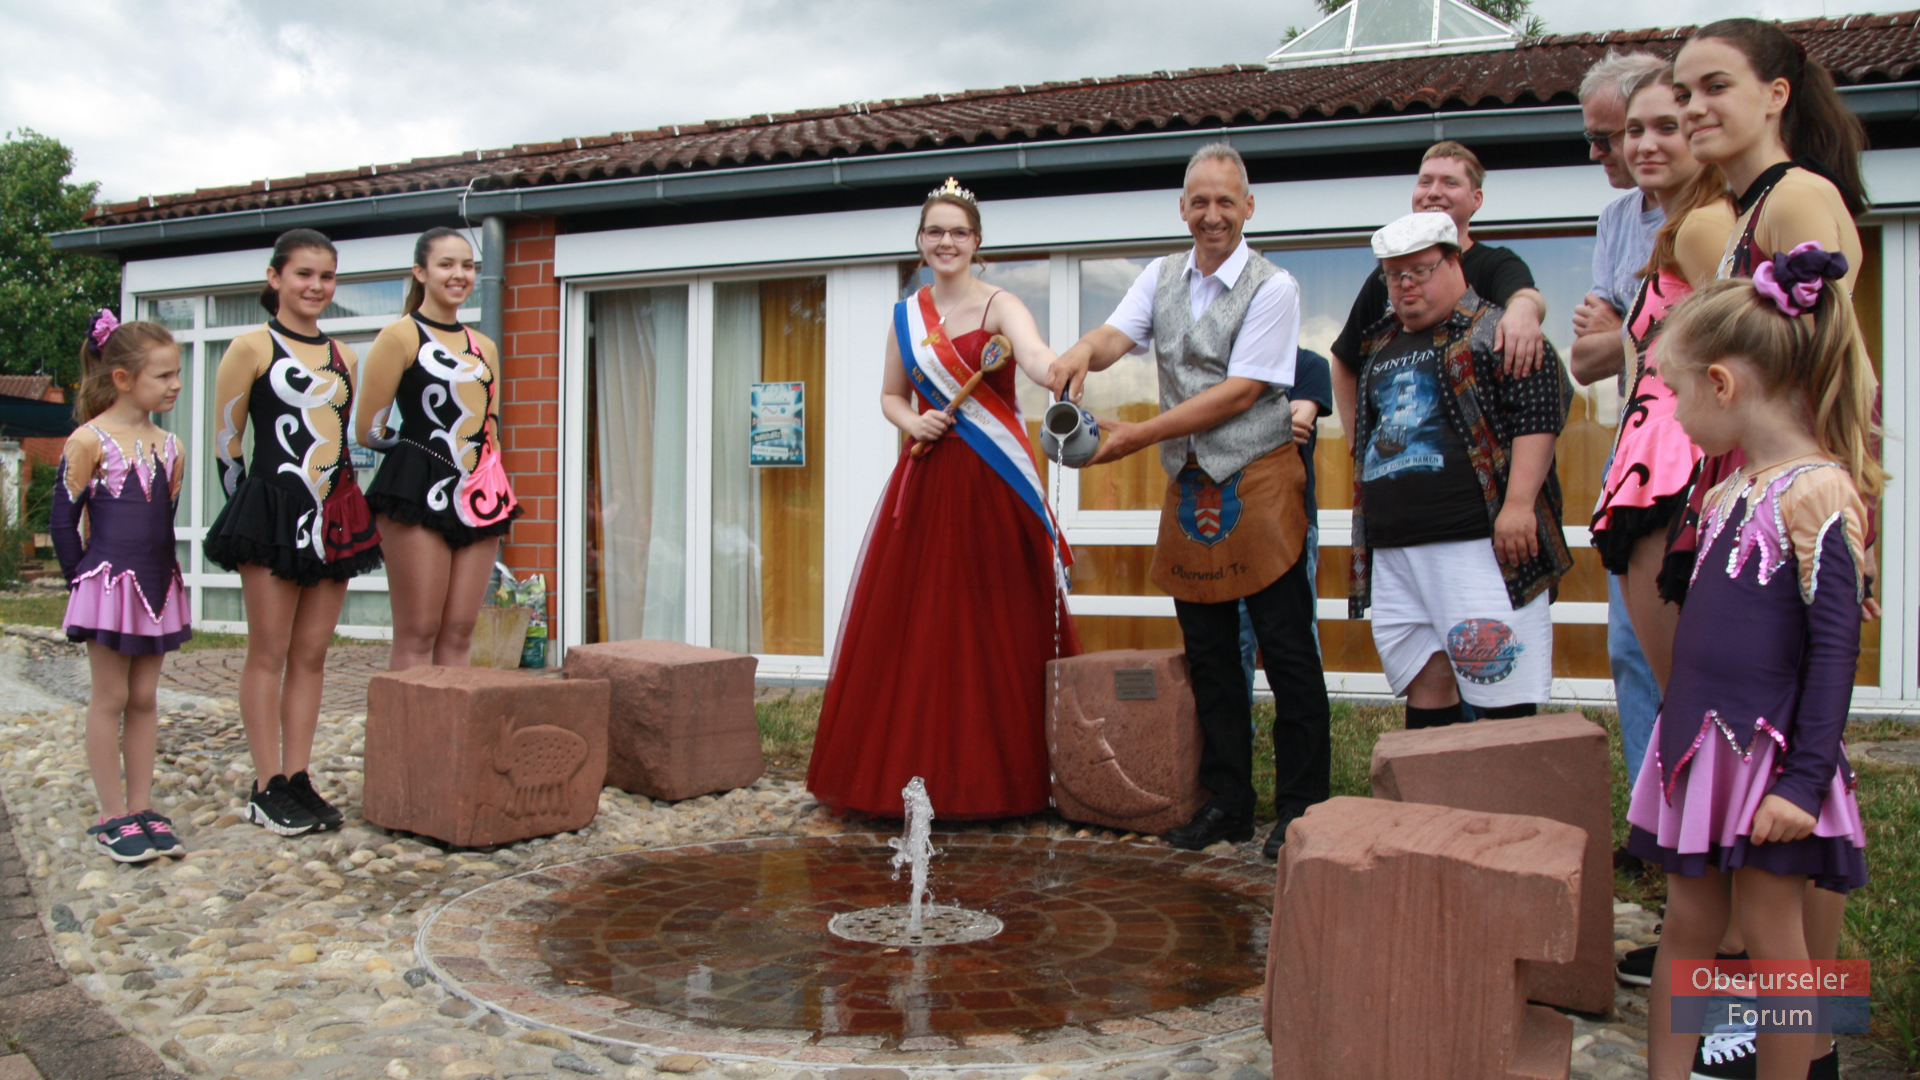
53;311;191;863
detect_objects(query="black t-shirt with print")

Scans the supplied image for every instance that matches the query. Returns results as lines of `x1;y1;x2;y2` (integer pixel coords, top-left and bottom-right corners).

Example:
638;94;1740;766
1358;330;1492;548
1331;243;1536;369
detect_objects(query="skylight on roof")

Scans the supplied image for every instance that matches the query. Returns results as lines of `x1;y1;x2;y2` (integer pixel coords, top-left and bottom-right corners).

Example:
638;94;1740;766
1267;0;1518;70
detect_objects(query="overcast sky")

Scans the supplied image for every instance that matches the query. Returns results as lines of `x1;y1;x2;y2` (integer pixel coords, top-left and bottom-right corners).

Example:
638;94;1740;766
0;0;1895;204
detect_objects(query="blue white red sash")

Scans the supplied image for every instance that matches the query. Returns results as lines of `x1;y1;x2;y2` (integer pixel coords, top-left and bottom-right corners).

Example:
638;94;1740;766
893;287;1072;570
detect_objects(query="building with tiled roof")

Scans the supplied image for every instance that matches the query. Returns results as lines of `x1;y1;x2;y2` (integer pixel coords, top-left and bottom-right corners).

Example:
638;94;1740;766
56;8;1920;712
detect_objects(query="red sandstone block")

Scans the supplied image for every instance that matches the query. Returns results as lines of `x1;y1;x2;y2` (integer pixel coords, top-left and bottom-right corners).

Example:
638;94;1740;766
1267;797;1579;1080
363;666;609;847
1045;649;1206;836
563;640;764;800
1370;714;1614;1014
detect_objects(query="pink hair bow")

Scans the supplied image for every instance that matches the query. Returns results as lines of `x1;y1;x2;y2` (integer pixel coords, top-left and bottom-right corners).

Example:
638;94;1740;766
1752;241;1848;318
86;309;119;353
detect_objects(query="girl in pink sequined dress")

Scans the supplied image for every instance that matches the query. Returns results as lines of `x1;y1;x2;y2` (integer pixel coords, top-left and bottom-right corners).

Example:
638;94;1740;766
1630;252;1879;1080
53;312;191;863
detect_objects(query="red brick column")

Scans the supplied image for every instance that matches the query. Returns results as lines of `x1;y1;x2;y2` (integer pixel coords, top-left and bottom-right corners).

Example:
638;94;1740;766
499;217;561;623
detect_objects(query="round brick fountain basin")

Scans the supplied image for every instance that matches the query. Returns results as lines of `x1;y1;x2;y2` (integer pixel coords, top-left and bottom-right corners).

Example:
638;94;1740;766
417;832;1274;1068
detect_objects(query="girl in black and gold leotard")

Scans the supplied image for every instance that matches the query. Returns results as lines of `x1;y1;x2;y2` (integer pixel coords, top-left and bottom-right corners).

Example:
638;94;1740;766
357;227;519;670
205;229;380;838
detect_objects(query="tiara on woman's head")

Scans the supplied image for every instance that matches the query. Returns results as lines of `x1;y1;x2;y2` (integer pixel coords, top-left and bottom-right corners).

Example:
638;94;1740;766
928;177;976;204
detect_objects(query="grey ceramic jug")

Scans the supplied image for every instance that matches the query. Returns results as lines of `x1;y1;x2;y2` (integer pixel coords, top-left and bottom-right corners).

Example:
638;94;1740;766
1040;398;1101;468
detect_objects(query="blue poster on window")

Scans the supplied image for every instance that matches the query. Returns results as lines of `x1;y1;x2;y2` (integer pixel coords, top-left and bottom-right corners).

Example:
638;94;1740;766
749;381;805;467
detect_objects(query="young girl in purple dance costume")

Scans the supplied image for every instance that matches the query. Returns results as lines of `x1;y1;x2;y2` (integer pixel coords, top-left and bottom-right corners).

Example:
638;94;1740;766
54;311;192;863
1630;245;1880;1080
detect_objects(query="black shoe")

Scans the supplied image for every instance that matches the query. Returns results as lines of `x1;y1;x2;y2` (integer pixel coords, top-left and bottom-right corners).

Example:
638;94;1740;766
1263;804;1310;860
1691;1023;1757;1079
285;770;344;830
1163;805;1253;851
1613;844;1647;878
247;775;318;837
1618;945;1747;987
1807;1044;1838;1080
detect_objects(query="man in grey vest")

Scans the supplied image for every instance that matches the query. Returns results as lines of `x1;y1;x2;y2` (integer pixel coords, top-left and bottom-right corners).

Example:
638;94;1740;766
1053;143;1329;857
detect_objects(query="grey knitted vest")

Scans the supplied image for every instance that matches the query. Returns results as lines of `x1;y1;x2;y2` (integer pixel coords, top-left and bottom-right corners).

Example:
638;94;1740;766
1152;249;1292;481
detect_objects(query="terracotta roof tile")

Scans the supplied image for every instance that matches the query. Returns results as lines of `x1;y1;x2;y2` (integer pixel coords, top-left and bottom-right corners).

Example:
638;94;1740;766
0;376;54;401
85;10;1920;227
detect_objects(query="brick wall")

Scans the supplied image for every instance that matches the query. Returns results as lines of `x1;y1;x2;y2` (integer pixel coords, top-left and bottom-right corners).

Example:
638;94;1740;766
499;217;562;621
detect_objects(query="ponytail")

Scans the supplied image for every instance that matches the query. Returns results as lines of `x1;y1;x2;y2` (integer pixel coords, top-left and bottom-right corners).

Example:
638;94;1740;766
1662;275;1885;498
1692;19;1868;215
261;228;339;316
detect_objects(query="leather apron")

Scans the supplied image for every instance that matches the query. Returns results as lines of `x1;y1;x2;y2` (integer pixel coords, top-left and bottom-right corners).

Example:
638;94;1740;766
1149;445;1307;604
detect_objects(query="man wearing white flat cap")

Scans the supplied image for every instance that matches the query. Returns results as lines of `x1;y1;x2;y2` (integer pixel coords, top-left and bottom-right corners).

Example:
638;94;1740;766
1343;211;1572;729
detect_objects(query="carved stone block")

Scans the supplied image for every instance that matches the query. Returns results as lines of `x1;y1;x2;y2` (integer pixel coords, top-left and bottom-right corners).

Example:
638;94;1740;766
1045;649;1205;836
1370;713;1615;1013
362;666;609;847
562;640;762;801
1266;797;1580;1080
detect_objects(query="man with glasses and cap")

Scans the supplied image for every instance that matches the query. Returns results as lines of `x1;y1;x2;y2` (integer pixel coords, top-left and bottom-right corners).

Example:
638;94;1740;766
1341;212;1572;730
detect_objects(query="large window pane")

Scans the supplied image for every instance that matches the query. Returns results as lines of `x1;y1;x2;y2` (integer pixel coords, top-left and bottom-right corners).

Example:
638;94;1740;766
586;285;689;645
712;277;826;656
1077;255;1168;510
152;339;196;524
140;297;197;331
198;338;236;559
211;292;263;329
1265;244;1379;511
321;278;406;321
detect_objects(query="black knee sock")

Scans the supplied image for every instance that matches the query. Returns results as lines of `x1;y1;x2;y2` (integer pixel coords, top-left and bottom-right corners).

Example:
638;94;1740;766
1404;702;1464;729
1480;702;1538;719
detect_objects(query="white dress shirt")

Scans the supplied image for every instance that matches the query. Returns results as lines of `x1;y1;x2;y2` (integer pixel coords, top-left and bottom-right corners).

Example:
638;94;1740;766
1104;239;1300;388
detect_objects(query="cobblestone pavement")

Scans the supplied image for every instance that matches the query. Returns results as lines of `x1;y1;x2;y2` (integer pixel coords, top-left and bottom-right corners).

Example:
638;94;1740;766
0;624;1904;1079
160;647;391;718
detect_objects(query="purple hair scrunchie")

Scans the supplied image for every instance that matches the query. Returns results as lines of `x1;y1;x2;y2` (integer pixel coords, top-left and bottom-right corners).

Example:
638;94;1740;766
1752;241;1848;318
85;309;119;355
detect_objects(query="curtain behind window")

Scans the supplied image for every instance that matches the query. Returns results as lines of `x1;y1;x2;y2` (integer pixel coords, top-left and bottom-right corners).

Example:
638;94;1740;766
593;286;688;642
710;281;763;654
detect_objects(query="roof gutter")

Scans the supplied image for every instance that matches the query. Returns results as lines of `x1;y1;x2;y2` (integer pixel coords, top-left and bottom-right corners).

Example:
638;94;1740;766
52;82;1920;256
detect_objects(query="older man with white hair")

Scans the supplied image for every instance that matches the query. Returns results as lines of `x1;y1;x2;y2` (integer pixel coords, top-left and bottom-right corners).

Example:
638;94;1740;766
1345;212;1572;728
1054;142;1328;857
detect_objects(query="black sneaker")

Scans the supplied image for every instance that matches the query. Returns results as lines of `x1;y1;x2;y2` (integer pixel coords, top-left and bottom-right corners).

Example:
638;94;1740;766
1617;946;1748;987
132;810;184;857
1691;1023;1757;1079
87;814;158;863
1808;1043;1838;1079
285;770;344;831
247;775;318;836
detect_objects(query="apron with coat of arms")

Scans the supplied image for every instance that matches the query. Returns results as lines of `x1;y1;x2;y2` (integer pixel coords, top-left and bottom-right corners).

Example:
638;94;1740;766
1149;445;1305;605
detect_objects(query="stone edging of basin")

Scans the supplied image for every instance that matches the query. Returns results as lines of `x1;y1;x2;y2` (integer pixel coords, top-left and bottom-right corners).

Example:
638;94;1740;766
416;831;1276;1073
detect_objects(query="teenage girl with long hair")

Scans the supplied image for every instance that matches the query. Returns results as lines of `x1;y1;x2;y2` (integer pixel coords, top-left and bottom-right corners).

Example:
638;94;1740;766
205;229;383;836
357;227;519;670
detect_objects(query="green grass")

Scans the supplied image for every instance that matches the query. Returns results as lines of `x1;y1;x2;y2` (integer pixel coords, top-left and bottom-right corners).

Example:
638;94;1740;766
765;691;1920;1065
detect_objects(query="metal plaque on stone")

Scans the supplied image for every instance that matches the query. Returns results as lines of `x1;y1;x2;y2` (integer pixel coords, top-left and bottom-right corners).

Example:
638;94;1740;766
1114;668;1157;700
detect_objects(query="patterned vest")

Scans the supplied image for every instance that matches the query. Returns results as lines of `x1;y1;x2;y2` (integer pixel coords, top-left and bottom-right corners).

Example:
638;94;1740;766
1151;250;1292;481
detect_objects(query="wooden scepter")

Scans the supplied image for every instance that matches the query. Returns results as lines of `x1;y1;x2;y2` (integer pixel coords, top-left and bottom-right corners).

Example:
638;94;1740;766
909;334;1011;458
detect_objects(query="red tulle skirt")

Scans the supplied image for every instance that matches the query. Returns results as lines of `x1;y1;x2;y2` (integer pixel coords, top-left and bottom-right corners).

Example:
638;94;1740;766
806;436;1080;819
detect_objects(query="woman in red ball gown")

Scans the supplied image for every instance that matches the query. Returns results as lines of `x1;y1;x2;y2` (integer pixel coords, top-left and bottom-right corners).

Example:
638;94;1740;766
806;179;1080;819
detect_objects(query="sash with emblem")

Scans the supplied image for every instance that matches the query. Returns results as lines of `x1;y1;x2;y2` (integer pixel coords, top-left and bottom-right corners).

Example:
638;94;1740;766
1149;446;1305;604
892;287;1072;571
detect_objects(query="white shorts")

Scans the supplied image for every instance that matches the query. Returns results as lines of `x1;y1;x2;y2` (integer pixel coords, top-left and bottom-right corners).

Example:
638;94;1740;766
1369;539;1553;708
